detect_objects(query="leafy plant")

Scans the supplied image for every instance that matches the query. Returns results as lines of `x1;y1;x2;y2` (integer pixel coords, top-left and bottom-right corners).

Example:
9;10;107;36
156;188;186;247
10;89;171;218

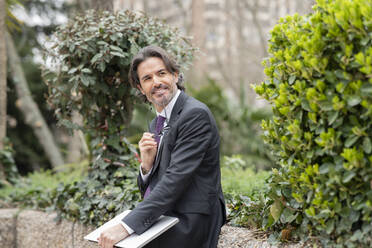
221;155;270;229
254;0;372;246
44;10;195;136
0;161;87;208
221;155;270;194
0;139;18;186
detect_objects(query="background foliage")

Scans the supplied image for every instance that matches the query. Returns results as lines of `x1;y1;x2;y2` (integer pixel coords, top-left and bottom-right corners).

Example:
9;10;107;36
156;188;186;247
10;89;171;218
6;0;73;173
189;79;274;170
254;0;372;246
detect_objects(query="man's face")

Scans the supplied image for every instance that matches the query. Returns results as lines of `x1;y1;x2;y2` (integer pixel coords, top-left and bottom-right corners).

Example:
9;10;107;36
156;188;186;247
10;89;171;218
137;57;178;112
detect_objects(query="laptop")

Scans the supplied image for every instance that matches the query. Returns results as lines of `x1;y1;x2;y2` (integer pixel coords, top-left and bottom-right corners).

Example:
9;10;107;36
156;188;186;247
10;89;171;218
84;210;179;248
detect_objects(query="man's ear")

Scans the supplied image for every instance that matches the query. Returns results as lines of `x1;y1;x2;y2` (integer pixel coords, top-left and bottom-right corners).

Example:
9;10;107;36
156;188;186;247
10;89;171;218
173;72;179;82
137;85;145;95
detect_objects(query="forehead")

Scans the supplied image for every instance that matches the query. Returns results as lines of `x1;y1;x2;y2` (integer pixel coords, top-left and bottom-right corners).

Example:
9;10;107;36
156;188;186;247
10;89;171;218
137;57;167;77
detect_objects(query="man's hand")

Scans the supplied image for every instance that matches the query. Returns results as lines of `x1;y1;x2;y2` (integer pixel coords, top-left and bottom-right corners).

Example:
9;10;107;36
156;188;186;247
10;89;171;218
139;132;157;173
98;223;129;248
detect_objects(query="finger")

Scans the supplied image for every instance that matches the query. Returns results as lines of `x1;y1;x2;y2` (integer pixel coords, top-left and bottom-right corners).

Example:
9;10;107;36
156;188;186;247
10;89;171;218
101;235;106;248
140;135;156;142
141;132;154;140
105;238;114;248
139;140;156;147
140;146;158;152
140;140;157;147
102;237;106;248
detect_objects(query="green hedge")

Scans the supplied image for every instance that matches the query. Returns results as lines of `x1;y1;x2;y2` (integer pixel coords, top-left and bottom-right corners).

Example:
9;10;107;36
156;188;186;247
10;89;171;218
254;0;372;246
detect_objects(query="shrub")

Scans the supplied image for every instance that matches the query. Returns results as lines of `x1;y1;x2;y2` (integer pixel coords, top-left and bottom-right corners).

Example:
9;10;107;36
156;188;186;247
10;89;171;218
44;10;195;136
254;0;372;246
41;10;196;225
0;161;88;209
221;155;270;229
221;155;270;194
0;140;18;186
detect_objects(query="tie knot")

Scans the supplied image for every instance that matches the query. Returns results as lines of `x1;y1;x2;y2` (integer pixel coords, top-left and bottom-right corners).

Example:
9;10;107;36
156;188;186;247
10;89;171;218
155;115;166;134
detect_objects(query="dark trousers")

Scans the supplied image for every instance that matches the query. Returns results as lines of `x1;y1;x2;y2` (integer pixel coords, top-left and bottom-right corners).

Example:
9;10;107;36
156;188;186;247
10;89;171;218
144;204;224;248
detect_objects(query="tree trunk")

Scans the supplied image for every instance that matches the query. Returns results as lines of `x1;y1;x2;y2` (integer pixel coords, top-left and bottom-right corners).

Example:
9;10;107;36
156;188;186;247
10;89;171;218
66;111;86;163
190;0;206;85
6;32;65;170
243;0;267;57
142;0;149;13
0;0;7;180
92;0;113;10
80;0;114;11
77;0;114;11
236;0;245;91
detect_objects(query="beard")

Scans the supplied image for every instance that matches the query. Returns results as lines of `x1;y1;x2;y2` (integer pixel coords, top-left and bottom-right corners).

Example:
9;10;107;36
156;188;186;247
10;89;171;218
149;83;177;108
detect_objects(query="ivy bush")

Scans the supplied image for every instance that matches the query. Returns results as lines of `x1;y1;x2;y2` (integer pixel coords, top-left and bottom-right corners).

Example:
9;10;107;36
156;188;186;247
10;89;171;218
41;10;196;225
254;0;372;246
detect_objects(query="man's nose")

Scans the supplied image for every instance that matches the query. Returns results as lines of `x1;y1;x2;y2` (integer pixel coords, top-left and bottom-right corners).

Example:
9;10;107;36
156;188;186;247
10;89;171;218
153;75;161;85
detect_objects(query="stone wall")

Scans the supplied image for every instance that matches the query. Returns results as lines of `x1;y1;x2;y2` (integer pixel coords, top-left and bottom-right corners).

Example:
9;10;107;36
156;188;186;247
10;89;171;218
0;208;301;248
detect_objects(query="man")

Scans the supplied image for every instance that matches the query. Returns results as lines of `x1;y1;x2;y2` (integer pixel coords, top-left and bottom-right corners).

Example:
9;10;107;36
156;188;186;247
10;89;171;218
98;46;226;248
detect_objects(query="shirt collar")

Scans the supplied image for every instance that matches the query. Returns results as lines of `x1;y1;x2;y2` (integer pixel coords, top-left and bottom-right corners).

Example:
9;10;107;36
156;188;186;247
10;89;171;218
156;89;181;121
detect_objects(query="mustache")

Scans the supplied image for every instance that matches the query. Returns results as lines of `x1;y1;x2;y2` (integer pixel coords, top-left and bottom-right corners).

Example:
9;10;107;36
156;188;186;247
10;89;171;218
151;84;169;94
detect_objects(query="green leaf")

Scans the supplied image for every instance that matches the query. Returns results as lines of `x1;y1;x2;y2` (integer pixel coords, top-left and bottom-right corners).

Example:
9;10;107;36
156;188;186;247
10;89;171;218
80;75;90;86
82;68;92;74
301;99;311;112
270;199;283;222
288;75;296;85
68;68;78;74
361;83;372;95
91;53;102;64
280;208;297;223
319;163;331;174
109;45;124;52
360;37;370;46
345;135;359;148
350;230;363;242
342;170;356;183
363;137;372;154
319;100;333;111
347;96;361;107
97;41;108;46
325;219;335;234
328;111;338;125
110;51;126;58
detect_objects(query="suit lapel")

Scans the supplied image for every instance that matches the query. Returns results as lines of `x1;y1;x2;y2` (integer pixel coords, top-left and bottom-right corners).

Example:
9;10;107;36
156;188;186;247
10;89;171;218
149;118;156;134
151;91;188;174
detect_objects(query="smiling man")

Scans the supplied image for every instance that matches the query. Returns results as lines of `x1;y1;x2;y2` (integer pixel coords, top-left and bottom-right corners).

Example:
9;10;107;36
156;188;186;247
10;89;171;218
98;46;226;248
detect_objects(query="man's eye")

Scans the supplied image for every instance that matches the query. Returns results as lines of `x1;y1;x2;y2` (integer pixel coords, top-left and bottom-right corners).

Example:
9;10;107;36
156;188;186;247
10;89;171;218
159;71;166;75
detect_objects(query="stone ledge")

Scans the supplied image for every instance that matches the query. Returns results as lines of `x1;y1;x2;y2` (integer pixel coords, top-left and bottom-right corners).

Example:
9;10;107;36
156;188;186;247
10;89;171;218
0;208;301;248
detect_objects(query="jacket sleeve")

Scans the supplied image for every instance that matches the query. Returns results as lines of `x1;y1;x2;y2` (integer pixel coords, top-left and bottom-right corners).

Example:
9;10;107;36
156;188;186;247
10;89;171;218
137;171;149;198
122;108;212;234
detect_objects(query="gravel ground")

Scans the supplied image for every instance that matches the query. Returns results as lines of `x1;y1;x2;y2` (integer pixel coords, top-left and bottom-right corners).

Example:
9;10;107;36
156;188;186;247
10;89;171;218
218;225;304;248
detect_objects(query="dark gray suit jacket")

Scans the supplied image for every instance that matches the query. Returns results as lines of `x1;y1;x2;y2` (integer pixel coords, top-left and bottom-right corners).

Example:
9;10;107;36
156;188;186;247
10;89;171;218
123;91;226;248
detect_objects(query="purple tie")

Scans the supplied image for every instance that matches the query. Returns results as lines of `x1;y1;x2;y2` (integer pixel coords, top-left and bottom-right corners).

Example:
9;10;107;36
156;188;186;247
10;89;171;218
144;115;167;198
154;115;166;144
